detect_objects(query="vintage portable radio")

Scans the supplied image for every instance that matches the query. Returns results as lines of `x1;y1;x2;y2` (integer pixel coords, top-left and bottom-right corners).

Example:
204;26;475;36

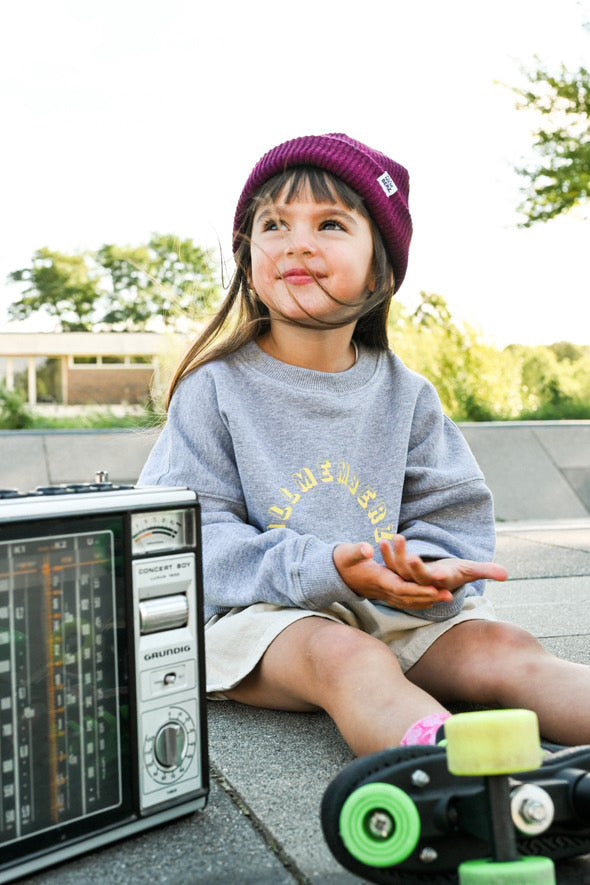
0;482;208;883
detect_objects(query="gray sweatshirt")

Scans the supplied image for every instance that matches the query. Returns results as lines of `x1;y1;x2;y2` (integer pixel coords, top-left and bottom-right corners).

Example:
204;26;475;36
138;341;496;623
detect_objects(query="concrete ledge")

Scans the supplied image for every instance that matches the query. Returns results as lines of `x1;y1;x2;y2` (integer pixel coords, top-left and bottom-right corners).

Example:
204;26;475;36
2;421;590;521
460;421;590;520
0;428;160;490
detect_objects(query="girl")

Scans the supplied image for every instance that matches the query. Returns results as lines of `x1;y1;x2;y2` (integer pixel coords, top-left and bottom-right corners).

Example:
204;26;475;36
139;133;590;755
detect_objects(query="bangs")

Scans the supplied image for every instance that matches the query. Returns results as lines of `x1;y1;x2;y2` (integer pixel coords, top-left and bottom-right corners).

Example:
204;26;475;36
253;166;368;217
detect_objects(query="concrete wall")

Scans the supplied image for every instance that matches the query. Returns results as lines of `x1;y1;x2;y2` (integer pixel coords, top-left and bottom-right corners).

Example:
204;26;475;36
0;428;159;491
2;421;590;521
460;422;590;521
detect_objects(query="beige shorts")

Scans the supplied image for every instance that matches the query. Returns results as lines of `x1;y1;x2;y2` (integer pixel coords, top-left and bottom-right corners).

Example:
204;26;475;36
205;594;497;698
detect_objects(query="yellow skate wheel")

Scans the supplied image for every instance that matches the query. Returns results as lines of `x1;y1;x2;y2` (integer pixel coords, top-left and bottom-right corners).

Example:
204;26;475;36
446;709;542;776
459;856;555;884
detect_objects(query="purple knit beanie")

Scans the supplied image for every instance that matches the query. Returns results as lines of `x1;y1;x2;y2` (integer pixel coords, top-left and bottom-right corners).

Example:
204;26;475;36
233;133;412;292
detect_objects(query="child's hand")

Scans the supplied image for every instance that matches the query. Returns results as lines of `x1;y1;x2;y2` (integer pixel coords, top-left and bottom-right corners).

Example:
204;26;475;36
333;536;508;612
333;541;454;611
381;535;509;591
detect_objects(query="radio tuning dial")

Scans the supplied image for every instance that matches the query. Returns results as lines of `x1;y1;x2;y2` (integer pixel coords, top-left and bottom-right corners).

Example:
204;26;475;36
143;705;197;785
154;721;186;768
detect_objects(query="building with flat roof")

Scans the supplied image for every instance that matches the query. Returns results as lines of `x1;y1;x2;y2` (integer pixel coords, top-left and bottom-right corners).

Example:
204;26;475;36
0;332;182;407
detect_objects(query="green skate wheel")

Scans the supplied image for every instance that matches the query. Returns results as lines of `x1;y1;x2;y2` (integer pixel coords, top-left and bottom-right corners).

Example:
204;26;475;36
446;709;542;776
459;856;555;884
339;782;420;868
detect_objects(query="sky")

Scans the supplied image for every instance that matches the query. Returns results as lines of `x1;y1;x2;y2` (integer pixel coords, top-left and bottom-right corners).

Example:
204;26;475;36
1;0;589;349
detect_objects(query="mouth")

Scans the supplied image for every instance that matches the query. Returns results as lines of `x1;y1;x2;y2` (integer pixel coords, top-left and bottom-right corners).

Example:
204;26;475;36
281;268;324;285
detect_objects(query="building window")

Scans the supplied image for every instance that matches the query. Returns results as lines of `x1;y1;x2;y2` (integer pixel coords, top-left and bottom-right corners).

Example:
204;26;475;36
36;357;63;403
69;355;154;366
12;358;29;398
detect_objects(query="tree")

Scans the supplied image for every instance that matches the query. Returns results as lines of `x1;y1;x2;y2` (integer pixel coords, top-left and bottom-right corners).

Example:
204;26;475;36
513;59;590;226
8;249;102;331
97;235;220;330
7;234;220;332
549;340;589;362
408;292;455;330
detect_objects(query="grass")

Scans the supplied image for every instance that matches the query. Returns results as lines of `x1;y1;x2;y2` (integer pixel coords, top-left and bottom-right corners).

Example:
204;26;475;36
0;408;165;431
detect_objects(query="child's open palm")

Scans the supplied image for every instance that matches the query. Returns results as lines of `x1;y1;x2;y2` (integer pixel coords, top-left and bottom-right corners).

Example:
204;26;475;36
333;534;508;612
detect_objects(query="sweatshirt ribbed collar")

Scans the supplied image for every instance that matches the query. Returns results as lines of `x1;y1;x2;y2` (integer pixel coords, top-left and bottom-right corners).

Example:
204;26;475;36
237;340;381;393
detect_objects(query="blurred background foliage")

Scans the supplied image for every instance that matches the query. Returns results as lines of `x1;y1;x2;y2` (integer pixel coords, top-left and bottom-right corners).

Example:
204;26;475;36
389;292;590;421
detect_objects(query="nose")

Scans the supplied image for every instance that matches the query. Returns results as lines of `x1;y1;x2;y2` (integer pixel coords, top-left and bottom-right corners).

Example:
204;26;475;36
285;222;317;256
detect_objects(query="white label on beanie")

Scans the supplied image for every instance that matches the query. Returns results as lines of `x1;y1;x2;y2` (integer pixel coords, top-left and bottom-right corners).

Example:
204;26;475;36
377;172;398;197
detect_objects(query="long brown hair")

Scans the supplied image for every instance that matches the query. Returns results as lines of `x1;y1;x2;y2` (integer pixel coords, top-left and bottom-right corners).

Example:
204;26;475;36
167;166;395;406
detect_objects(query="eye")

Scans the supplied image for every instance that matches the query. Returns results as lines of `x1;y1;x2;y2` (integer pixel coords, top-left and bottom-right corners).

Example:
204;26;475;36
320;219;347;231
261;217;287;232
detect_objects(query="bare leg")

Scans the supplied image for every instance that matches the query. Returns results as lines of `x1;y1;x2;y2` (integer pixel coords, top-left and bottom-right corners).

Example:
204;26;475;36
407;619;590;745
225;616;447;755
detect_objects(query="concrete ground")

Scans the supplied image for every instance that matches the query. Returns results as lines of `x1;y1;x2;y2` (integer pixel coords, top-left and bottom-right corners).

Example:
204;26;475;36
12;521;590;884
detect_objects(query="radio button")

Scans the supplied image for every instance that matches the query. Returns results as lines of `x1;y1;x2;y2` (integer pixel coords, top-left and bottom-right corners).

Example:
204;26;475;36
139;594;189;634
154;722;185;769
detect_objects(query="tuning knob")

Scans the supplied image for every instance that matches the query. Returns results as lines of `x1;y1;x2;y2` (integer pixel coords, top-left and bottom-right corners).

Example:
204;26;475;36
154;722;186;768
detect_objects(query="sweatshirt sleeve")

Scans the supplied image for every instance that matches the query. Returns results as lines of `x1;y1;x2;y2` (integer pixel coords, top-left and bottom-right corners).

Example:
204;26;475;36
397;380;496;621
138;371;361;616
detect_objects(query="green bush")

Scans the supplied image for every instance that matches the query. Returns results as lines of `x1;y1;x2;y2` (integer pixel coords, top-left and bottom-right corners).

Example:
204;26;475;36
517;399;590;420
0;385;34;429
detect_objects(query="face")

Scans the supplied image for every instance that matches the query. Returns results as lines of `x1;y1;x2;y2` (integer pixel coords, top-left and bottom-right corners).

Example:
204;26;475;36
249;184;375;327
